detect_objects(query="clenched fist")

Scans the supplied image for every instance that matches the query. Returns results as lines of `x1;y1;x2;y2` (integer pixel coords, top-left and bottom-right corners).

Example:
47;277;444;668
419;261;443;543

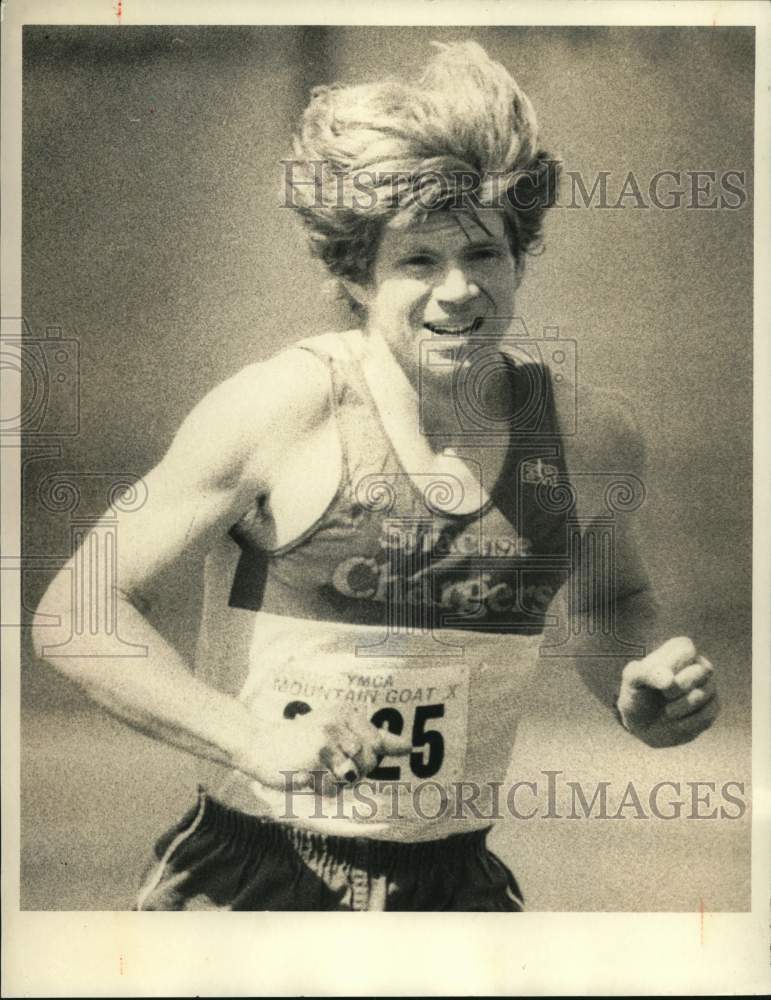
616;637;719;748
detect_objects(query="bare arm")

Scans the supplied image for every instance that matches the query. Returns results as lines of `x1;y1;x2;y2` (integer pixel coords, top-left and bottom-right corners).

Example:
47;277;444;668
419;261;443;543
32;351;332;783
560;390;718;744
545;386;661;704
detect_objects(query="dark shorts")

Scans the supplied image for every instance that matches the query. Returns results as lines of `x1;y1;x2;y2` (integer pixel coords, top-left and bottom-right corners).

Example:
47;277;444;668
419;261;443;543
136;789;525;912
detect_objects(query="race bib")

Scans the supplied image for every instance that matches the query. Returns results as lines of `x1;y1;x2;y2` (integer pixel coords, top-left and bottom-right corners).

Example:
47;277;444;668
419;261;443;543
248;657;471;784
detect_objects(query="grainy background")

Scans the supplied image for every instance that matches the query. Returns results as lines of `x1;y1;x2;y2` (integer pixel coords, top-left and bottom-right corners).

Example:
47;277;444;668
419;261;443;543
21;25;753;910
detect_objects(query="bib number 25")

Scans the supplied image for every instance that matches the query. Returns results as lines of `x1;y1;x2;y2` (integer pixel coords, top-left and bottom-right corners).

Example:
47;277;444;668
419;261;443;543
369;704;445;780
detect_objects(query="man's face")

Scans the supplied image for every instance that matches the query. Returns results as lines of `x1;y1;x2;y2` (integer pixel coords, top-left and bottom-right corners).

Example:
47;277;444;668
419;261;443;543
354;208;517;381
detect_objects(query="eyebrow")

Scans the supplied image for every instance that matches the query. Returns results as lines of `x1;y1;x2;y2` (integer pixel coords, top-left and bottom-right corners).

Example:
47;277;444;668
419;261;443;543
398;238;505;257
461;240;505;251
398;246;441;257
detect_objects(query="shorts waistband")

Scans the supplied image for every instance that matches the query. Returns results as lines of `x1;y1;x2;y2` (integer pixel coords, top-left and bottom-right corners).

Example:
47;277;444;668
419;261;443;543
195;787;492;868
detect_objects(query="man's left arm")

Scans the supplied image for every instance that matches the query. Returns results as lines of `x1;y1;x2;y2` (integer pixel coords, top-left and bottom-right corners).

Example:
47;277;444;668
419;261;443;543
565;391;719;747
602;552;718;749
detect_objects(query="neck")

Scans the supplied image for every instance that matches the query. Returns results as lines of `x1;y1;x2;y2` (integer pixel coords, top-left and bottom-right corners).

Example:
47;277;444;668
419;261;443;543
360;328;513;449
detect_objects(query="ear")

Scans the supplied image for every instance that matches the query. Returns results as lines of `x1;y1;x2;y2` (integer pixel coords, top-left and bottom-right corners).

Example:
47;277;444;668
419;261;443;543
340;277;373;311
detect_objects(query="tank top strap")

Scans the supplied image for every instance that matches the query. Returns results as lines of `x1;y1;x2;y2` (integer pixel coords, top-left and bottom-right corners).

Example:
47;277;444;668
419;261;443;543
292;331;395;501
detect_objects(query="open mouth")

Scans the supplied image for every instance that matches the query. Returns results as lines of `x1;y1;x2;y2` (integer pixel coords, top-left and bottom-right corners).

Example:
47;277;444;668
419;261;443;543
424;317;483;336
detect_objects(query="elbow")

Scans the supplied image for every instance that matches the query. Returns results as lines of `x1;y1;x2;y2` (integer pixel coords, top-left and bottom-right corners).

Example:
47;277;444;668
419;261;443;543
32;570;148;678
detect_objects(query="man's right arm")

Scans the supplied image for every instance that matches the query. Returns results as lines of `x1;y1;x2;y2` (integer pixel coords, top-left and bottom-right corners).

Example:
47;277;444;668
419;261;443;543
31;351;334;786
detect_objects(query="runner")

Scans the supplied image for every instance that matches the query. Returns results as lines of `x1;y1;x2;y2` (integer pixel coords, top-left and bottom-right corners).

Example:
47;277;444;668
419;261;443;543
33;40;719;911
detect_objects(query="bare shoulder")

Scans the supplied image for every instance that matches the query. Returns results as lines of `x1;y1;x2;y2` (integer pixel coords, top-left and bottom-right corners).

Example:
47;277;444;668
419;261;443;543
219;348;331;436
159;346;332;493
553;374;646;474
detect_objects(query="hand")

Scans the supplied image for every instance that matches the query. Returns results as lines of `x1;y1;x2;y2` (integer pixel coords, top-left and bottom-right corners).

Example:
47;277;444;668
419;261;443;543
233;707;412;794
616;637;719;748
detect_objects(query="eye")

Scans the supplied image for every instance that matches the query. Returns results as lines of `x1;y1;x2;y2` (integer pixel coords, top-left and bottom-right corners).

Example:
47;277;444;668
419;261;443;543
466;247;503;262
400;254;436;269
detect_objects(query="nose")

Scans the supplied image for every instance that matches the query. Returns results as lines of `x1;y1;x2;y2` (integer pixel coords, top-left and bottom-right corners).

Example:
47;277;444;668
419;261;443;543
434;266;480;308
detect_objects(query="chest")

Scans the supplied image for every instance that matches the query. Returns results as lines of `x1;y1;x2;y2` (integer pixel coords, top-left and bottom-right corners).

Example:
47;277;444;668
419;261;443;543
250;417;342;551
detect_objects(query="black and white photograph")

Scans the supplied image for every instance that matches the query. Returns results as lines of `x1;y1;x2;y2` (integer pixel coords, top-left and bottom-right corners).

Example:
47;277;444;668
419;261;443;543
2;0;770;995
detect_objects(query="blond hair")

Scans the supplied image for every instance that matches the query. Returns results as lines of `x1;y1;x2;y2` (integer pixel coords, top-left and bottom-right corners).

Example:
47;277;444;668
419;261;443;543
288;41;559;291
